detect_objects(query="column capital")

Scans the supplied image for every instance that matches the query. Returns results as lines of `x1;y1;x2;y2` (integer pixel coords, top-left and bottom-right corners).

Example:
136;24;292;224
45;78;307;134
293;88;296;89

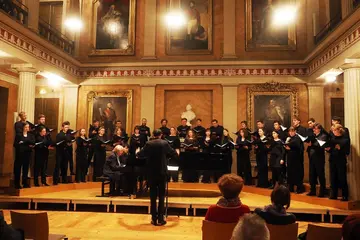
341;59;360;70
11;64;37;73
306;82;325;87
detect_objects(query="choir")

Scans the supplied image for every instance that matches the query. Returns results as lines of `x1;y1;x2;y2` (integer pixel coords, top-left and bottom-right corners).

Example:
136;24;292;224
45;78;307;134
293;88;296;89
12;113;351;201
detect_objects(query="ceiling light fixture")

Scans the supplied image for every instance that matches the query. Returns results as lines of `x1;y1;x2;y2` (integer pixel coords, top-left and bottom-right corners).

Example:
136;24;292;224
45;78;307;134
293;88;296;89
273;5;297;26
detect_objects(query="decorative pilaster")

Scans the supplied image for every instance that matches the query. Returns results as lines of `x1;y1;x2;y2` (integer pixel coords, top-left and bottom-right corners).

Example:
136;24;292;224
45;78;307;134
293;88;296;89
344;68;360;201
222;0;236;59
140;84;155;131
63;85;79;129
142;0;157;59
12;64;37;123
341;0;353;19
307;83;325;124
222;84;238;173
26;0;40;33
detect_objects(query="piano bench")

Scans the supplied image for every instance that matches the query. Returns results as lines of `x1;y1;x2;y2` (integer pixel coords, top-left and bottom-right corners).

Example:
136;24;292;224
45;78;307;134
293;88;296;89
97;176;115;197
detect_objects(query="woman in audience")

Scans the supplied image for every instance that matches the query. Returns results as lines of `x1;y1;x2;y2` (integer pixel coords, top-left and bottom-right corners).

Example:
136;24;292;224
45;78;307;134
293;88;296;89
342;214;360;240
205;174;250;223
255;185;296;225
231;213;270;240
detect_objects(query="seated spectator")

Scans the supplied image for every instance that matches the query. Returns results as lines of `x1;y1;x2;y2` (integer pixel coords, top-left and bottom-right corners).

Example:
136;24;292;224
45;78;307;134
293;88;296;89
255;185;296;225
342;214;360;240
231;213;270;240
0;215;23;240
205;174;250;223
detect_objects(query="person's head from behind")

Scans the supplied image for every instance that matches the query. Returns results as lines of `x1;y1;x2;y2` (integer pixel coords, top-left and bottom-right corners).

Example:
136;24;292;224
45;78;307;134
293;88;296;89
231;214;270;240
342;214;360;240
153;129;162;139
218;174;244;200
271;185;291;210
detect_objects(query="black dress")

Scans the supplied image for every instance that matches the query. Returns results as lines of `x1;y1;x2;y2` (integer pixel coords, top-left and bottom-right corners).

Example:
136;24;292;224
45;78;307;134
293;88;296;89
129;134;146;155
165;135;181;182
76;137;90;182
34;134;52;185
200;137;214;183
254;136;269;188
285;135;303;191
13;133;35;188
93;135;108;181
235;137;252;185
181;138;199;182
327;135;350;199
112;135;128;148
88;125;99;170
269;139;285;186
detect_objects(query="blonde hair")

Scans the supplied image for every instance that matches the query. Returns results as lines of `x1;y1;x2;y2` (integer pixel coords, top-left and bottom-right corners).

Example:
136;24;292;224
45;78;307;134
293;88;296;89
333;124;344;134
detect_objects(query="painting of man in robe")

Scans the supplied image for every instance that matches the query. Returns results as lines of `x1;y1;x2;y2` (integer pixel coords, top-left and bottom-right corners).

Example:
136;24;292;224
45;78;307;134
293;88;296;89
96;0;131;50
246;0;295;50
167;0;212;54
92;97;127;139
254;95;291;134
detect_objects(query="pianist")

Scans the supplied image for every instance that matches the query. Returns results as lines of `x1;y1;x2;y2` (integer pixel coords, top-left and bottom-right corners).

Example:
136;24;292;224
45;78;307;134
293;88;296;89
103;145;129;195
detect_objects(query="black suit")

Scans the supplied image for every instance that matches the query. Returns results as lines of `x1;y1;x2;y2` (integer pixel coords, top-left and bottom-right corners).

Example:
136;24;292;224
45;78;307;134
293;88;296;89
138;138;177;221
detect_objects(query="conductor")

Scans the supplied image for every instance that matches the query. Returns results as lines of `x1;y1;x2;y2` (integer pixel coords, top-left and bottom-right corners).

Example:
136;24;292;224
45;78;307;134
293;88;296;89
138;129;177;226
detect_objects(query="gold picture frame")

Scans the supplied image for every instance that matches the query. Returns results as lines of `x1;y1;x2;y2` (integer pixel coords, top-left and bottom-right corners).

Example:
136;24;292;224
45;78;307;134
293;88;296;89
166;0;213;55
245;0;296;51
87;90;133;135
90;0;136;55
247;81;298;131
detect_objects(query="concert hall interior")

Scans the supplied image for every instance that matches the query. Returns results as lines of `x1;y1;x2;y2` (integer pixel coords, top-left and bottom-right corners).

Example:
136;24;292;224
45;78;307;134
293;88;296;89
1;0;360;239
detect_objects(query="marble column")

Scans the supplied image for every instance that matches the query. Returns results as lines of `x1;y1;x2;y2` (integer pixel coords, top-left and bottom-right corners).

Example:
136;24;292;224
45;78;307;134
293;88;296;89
26;0;39;33
142;0;157;59
222;0;236;59
344;68;360;201
222;85;238;173
12;64;37;123
341;0;353;19
140;85;155;132
63;85;79;130
307;84;325;124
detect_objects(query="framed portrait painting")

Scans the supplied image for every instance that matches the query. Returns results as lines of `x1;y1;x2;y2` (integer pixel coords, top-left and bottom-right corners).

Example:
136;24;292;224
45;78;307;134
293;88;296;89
247;82;298;133
245;0;296;51
166;0;212;55
91;0;136;55
87;90;133;139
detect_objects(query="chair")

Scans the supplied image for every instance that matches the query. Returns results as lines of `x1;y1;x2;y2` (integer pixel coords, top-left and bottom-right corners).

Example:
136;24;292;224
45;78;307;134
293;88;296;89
202;220;237;240
306;224;342;240
10;211;66;240
267;223;299;240
96;176;115;197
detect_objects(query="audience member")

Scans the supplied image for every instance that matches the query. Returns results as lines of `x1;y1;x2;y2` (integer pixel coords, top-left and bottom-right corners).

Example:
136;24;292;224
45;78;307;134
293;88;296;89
0;215;23;240
231;213;270;240
205;174;250;223
342;214;360;240
255;185;296;225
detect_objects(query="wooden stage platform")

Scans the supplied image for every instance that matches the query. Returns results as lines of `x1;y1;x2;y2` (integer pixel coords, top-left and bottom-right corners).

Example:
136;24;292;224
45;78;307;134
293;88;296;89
1;182;359;223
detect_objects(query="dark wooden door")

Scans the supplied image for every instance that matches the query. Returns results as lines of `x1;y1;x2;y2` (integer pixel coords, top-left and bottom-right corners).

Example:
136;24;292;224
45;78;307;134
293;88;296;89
0;87;9;169
35;98;59;175
331;98;345;125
